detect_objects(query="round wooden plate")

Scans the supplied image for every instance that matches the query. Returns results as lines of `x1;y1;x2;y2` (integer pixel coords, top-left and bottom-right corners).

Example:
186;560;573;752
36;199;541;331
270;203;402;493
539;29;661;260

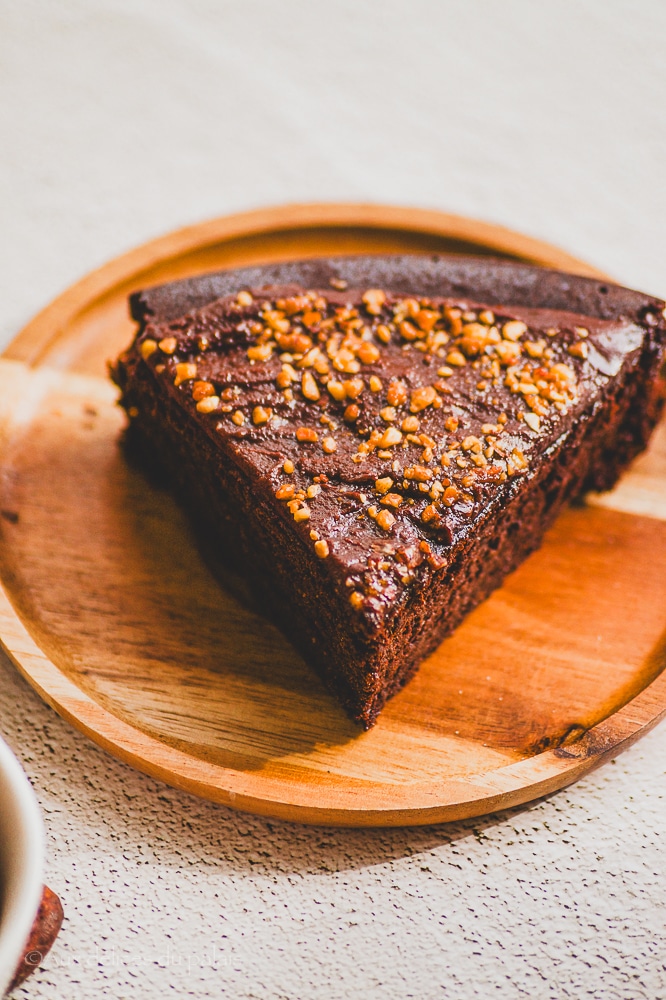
0;203;665;827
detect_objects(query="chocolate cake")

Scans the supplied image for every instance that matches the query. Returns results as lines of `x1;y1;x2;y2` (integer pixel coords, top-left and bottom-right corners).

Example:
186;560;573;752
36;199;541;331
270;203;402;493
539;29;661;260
112;255;666;728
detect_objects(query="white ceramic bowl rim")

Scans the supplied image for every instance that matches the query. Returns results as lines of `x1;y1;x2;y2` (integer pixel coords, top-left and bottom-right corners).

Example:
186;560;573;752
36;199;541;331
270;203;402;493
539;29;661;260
0;736;45;996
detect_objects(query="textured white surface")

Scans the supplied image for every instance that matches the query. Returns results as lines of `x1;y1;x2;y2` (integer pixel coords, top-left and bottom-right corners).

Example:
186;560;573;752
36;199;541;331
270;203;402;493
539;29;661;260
1;1;666;997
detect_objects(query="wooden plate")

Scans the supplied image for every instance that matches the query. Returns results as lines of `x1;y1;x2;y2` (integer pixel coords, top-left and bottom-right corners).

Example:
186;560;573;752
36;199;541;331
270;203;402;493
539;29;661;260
0;203;665;827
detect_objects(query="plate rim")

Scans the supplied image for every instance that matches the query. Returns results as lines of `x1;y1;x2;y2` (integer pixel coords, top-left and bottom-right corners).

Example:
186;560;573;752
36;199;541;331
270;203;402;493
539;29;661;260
1;201;663;828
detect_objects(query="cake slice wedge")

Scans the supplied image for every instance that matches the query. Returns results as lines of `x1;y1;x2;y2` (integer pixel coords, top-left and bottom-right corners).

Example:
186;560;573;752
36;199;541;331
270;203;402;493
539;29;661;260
112;255;666;728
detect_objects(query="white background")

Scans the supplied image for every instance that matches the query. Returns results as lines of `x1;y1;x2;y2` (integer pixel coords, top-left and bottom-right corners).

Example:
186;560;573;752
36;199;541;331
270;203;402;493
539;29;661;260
1;1;665;997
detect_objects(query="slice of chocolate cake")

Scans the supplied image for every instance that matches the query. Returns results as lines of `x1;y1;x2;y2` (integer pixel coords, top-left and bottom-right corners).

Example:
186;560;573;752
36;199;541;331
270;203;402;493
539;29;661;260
112;255;666;728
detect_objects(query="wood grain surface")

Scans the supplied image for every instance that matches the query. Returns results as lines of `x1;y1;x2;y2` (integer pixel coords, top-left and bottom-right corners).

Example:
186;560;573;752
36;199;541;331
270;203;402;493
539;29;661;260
0;203;664;827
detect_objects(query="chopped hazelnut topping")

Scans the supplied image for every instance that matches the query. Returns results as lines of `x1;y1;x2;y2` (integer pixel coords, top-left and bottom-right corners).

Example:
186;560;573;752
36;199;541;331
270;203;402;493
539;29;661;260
416;308;440;332
322;436;337;454
524;412;541;432
400;298;420;318
314;539;330;558
247;343;273;362
446;349;466;367
524;340;546;358
369;375;383;392
375;477;393;494
410;385;437;413
327;379;346;401
362;288;386;315
196;395;220;414
386;380;408;407
349;591;364;609
460;322;491;356
283;459;295;474
568;341;589;359
379;426;402;448
437;366;454;378
421;504;439;523
502;320;527;341
381;493;403;508
404;465;432;482
333;350;360;374
376;325;391;344
344;403;360;422
302;310;322;328
357;342;380;364
516;381;539;395
276;364;297;388
158;336;178;355
276;484;295;500
399;320;419;341
495;341;522;365
252;406;271;425
401;415;420;433
231;410;245;426
174;362;197;386
301;370;320;401
344;377;364;399
192;380;215;401
296;427;318;443
307;484;321;498
551;363;576;382
298;347;321;369
380;406;397;422
375;509;396;531
264;310;290;334
140;338;158;359
293;506;311;523
442;485;460;505
236;290;253;306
